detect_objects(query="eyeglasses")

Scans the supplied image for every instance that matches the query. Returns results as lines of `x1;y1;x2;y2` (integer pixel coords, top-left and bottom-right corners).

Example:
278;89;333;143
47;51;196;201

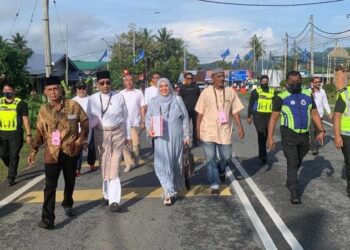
99;80;111;86
185;78;193;80
313;81;321;83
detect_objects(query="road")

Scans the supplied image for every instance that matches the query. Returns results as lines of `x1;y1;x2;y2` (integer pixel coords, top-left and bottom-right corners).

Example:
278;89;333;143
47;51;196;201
0;99;350;250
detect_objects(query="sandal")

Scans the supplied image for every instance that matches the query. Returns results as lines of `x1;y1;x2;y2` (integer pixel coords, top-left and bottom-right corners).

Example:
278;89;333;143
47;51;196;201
163;197;172;206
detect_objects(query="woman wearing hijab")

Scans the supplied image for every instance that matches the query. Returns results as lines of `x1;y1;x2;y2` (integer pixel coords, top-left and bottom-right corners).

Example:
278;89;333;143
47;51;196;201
145;78;190;206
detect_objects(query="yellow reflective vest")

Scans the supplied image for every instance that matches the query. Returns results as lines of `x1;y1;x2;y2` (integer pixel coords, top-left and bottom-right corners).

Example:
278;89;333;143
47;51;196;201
0;97;21;131
339;86;350;136
256;87;275;113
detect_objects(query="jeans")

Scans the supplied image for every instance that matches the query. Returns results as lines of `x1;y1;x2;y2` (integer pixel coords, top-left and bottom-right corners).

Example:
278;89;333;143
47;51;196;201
42;151;77;224
202;142;232;189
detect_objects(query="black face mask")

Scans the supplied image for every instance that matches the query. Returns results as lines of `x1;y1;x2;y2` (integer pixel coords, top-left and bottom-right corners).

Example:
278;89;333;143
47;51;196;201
260;83;269;90
287;82;302;94
3;92;14;99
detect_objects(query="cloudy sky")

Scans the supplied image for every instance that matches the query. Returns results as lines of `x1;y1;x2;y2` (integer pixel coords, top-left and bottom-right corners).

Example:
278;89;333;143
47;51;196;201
1;0;349;63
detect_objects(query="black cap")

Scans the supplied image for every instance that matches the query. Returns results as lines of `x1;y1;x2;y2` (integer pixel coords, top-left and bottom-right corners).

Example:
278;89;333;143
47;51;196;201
96;71;110;81
45;76;60;86
76;82;87;88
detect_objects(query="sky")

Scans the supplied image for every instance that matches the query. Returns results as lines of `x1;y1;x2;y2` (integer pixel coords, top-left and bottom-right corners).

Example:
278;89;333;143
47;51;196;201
0;0;349;63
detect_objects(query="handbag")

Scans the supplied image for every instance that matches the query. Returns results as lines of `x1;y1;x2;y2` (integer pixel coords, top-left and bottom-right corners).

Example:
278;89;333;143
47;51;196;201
182;144;195;190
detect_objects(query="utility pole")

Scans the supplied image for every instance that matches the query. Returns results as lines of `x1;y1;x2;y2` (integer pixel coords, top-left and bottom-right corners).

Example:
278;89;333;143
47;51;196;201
42;0;52;77
183;47;186;72
65;24;68;86
310;15;315;76
293;40;298;70
284;32;288;79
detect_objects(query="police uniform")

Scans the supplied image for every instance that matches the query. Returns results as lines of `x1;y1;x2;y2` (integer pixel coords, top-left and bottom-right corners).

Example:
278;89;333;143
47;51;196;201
334;86;350;195
0;96;28;184
247;86;275;162
272;88;316;192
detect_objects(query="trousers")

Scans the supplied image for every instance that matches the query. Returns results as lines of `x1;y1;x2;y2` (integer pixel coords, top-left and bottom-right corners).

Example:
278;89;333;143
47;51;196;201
341;135;350;187
0;133;23;182
42;151;77;223
102;177;121;204
252;114;270;160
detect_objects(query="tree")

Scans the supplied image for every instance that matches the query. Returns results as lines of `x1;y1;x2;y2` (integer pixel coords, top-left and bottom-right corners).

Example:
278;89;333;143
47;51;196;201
10;32;33;58
249;34;265;75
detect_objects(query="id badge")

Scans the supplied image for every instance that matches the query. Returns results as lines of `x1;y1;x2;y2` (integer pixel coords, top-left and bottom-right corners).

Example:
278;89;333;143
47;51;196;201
218;111;228;124
51;130;61;146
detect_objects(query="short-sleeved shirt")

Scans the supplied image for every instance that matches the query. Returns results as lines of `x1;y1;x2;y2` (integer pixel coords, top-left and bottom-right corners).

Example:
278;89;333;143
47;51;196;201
195;85;244;144
179;83;200;111
334;95;346;113
272;93;316;112
120;88;145;126
144;85;158;105
0;99;28;137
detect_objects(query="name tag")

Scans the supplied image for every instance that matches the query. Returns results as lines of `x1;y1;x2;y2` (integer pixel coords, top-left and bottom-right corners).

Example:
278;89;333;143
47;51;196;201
51;130;61;146
218;111;228;124
68;114;77;120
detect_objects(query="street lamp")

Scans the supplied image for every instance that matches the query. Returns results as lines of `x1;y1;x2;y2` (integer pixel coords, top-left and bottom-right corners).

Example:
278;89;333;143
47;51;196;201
132;11;160;66
101;37;111;70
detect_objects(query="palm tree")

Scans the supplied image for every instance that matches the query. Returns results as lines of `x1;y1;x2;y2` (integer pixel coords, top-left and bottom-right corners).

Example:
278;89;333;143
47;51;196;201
0;36;8;46
249;34;265;75
156;27;174;61
10;33;27;50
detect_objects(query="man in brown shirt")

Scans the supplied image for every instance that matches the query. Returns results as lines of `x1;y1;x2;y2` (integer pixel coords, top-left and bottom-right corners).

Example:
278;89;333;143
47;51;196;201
28;76;89;229
195;68;244;194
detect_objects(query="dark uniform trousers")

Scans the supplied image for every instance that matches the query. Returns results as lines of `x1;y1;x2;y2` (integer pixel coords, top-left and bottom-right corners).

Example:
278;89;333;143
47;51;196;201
187;109;197;143
252;114;270;160
280;127;309;191
341;135;350;188
77;131;96;171
0;133;23;182
43;151;77;223
309;117;322;152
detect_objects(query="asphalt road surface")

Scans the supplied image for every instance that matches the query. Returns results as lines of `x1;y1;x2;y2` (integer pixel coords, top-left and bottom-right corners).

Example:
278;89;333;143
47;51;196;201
0;100;349;250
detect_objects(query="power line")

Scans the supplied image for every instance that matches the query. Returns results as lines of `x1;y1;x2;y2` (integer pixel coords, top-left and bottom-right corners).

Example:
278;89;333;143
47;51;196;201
53;0;66;53
311;23;350;35
287;22;310;40
314;29;350;40
24;0;39;38
9;0;24;36
198;0;344;7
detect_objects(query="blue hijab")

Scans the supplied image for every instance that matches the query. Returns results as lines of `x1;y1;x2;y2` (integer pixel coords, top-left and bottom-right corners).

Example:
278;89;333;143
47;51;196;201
156;78;174;117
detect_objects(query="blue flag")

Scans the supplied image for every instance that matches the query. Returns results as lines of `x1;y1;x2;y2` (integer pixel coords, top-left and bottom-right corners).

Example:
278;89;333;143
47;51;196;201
244;50;254;61
134;50;145;64
232;54;241;67
301;48;308;63
98;49;107;62
221;49;230;60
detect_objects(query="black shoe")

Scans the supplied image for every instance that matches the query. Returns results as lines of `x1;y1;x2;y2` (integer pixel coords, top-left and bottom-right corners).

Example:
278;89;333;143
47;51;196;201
38;220;54;230
64;207;75;217
259;157;267;164
311;150;319;155
346;185;350;197
234;170;244;180
192;141;198;147
211;189;220;195
101;198;109;207
219;174;226;183
109;202;121;212
8;180;16;187
290;190;301;204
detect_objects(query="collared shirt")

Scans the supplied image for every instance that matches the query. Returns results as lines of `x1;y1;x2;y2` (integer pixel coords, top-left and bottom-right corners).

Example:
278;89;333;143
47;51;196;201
120;88;145;127
310;88;331;118
88;91;130;139
144;85;158;105
195;85;244;144
32;99;89;163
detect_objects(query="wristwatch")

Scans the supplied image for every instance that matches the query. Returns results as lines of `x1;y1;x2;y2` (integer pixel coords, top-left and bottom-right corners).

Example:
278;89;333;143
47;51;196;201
27;134;32;137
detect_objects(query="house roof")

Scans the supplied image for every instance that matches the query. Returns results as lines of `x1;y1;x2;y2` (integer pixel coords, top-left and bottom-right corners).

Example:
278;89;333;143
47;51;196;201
73;60;107;71
25;54;65;75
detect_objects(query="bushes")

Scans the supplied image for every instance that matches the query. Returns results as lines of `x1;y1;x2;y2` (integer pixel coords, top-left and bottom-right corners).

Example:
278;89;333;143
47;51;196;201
27;94;45;126
323;83;337;104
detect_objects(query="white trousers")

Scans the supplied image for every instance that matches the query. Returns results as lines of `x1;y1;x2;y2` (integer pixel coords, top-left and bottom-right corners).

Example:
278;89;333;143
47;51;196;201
102;177;121;204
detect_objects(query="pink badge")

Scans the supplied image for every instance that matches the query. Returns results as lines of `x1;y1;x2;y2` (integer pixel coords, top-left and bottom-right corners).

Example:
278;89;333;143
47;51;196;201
51;130;61;146
218;111;228;124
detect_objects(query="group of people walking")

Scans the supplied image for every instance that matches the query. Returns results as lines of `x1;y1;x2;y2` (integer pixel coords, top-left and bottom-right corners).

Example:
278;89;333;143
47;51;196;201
1;67;350;230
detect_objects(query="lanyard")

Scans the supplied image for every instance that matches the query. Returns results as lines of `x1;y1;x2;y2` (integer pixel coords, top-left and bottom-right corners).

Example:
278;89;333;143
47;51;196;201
213;87;225;111
99;93;112;118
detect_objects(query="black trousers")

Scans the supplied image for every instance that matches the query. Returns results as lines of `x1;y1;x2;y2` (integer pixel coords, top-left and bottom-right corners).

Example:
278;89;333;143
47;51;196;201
187;109;197;143
0;133;23;182
252;114;270;160
341;135;350;187
76;131;96;171
309;117;321;152
281;127;309;191
42;151;77;224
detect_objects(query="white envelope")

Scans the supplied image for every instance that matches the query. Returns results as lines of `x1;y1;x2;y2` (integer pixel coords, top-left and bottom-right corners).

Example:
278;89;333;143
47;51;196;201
151;115;163;137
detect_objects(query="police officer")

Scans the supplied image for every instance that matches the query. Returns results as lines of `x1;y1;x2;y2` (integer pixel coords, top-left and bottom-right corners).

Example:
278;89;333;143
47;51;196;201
333;84;350;197
247;75;275;164
0;81;32;186
267;71;325;204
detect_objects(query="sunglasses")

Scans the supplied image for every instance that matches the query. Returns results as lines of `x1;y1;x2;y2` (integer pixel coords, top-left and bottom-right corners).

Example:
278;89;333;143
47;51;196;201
313;81;321;83
99;80;111;86
186;78;193;80
77;86;86;90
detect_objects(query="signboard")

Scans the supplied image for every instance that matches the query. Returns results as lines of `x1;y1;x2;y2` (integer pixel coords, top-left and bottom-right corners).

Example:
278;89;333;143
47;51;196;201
229;70;247;81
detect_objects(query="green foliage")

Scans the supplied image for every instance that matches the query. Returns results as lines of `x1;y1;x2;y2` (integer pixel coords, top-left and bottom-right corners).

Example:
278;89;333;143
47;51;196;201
27;94;44;126
323;83;337;103
109;26;199;87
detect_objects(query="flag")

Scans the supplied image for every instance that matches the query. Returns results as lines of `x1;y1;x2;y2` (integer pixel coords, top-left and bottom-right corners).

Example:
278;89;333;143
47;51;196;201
301;48;308;63
98;49;107;62
244;50;254;61
133;50;145;64
220;48;230;60
232;54;241;67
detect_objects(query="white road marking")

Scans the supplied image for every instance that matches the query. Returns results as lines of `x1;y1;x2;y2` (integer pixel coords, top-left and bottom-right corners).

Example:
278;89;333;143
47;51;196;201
0;174;45;209
231;157;304;250
226;167;277;250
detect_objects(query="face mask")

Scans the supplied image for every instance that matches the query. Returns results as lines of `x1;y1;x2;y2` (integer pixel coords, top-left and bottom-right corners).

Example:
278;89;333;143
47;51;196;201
3;92;14;99
260;83;269;89
287;82;302;94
